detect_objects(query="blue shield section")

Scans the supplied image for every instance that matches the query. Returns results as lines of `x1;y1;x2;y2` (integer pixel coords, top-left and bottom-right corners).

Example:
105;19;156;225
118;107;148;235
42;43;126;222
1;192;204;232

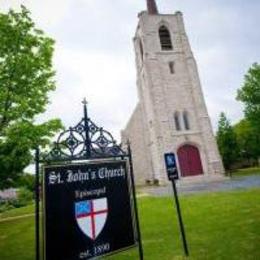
75;201;91;218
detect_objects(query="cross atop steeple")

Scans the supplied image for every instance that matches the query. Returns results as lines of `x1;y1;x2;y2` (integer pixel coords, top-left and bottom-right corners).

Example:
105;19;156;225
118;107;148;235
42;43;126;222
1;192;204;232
146;0;159;14
82;97;88;106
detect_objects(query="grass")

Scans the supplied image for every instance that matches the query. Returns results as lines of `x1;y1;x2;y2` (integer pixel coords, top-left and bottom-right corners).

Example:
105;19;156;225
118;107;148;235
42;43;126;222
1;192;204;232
0;211;35;260
231;167;260;177
0;204;34;219
0;189;259;260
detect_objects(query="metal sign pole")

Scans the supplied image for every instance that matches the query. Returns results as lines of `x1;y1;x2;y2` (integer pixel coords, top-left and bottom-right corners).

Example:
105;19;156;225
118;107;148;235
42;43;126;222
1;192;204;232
171;180;189;257
164;152;189;257
128;143;144;260
35;147;40;260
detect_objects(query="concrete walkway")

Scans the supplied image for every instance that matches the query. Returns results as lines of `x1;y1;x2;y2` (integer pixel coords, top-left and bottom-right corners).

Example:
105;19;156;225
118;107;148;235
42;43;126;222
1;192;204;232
140;175;260;197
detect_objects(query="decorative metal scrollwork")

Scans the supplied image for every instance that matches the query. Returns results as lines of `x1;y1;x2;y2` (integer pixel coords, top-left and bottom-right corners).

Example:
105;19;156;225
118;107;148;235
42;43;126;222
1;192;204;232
42;101;126;162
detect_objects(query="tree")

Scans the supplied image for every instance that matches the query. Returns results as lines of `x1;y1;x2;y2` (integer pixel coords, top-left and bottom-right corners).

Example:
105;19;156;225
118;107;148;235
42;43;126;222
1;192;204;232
216;112;239;170
0;6;62;189
237;63;260;131
237;63;260;164
14;173;35;192
233;119;260;164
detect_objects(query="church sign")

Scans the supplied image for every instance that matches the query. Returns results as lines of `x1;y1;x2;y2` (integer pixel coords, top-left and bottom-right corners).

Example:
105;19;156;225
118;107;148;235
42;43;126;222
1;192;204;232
43;160;136;260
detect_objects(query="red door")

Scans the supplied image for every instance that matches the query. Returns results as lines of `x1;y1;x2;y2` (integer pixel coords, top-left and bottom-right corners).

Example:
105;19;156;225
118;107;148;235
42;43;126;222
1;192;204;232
177;145;203;177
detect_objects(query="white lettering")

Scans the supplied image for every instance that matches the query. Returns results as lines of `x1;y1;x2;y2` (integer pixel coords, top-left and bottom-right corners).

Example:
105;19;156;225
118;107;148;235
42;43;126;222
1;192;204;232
98;166;125;180
67;169;90;183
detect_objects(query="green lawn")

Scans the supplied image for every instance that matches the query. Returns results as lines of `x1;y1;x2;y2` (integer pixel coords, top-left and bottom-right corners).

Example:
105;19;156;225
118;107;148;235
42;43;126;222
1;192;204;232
231;167;260;177
0;204;34;219
0;189;259;260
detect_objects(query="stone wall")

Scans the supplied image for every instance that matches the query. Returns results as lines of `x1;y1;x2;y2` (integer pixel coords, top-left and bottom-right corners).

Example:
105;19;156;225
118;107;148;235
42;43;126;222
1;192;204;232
121;103;153;183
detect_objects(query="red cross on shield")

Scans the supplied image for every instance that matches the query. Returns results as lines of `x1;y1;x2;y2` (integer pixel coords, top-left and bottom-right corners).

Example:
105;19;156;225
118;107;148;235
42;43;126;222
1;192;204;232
75;197;108;240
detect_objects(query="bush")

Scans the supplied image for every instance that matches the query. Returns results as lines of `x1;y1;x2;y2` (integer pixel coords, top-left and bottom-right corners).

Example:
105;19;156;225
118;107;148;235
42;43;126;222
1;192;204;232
0;187;33;212
0;201;15;213
14;174;35;192
14;187;33;207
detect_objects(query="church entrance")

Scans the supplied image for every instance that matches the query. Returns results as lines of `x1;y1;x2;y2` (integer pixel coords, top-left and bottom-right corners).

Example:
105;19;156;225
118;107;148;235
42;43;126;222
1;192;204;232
177;144;203;177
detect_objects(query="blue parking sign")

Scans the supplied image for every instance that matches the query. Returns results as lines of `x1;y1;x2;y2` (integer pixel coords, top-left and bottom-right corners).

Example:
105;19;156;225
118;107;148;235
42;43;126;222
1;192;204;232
164;153;179;180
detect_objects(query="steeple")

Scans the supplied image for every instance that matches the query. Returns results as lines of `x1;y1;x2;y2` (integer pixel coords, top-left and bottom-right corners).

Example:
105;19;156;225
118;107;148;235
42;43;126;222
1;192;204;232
146;0;159;14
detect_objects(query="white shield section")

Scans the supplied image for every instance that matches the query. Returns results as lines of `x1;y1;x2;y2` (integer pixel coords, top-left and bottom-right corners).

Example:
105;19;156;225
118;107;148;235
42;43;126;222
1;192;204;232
76;198;108;240
77;217;92;238
92;198;108;239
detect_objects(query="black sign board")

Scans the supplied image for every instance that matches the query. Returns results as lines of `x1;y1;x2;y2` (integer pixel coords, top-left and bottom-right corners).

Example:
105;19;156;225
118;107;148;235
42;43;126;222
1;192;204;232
164;153;179;180
43;160;136;260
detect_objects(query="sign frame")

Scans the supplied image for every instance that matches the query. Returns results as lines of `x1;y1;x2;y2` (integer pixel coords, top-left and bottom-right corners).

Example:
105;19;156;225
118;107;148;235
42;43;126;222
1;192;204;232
42;159;138;260
35;100;143;260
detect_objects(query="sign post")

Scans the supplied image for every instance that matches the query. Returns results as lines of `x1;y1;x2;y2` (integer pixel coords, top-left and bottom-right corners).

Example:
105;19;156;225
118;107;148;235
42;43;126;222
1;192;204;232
128;143;144;260
35;147;40;260
164;153;189;257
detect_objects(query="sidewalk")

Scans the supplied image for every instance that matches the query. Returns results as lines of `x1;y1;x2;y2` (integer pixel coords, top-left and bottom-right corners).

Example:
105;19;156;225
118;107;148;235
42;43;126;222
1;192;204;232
140;175;260;196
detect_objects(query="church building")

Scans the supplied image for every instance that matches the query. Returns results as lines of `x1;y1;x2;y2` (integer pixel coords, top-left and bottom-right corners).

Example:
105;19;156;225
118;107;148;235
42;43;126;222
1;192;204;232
121;0;225;184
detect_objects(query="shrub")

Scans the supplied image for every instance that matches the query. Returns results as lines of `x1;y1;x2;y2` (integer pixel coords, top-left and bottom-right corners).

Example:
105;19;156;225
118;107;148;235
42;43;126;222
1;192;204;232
15;187;33;207
0;201;15;213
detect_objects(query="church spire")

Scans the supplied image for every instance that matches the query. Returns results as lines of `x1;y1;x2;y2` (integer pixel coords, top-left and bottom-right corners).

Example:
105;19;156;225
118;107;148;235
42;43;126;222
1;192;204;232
146;0;159;14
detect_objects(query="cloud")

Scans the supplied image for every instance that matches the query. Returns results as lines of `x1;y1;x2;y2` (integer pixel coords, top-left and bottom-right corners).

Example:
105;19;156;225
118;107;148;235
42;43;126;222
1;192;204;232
1;0;259;140
39;46;137;140
0;0;71;29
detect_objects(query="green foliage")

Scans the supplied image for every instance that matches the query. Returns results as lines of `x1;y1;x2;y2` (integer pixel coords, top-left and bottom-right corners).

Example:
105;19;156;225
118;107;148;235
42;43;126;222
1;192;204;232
0;202;14;213
236;63;260;163
216;112;239;170
237;63;260;131
15;187;33;207
233;119;260;162
14;173;35;192
0;6;63;188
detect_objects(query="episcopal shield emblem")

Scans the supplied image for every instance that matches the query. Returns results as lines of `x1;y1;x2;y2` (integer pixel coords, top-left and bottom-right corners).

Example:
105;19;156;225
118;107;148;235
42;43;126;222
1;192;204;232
75;198;108;240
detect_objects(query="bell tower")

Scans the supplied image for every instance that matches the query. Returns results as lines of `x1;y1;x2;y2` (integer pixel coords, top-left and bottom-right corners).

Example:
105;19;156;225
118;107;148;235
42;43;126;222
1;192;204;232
122;1;224;184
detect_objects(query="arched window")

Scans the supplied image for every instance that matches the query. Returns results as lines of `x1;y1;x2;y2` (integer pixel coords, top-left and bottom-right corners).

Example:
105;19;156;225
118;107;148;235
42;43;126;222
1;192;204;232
174;112;181;131
183;111;190;130
159;25;173;50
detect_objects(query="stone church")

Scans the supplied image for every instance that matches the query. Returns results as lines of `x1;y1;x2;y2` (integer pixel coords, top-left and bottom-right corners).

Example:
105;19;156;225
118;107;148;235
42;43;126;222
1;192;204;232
121;0;225;184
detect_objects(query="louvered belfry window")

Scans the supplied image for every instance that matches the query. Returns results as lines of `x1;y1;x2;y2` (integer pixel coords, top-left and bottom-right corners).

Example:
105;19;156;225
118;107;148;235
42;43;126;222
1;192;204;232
183;111;190;130
174;112;181;131
159;26;173;50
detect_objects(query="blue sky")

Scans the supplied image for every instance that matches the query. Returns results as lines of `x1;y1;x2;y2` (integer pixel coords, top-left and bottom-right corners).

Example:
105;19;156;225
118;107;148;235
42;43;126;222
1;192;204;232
1;0;260;140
